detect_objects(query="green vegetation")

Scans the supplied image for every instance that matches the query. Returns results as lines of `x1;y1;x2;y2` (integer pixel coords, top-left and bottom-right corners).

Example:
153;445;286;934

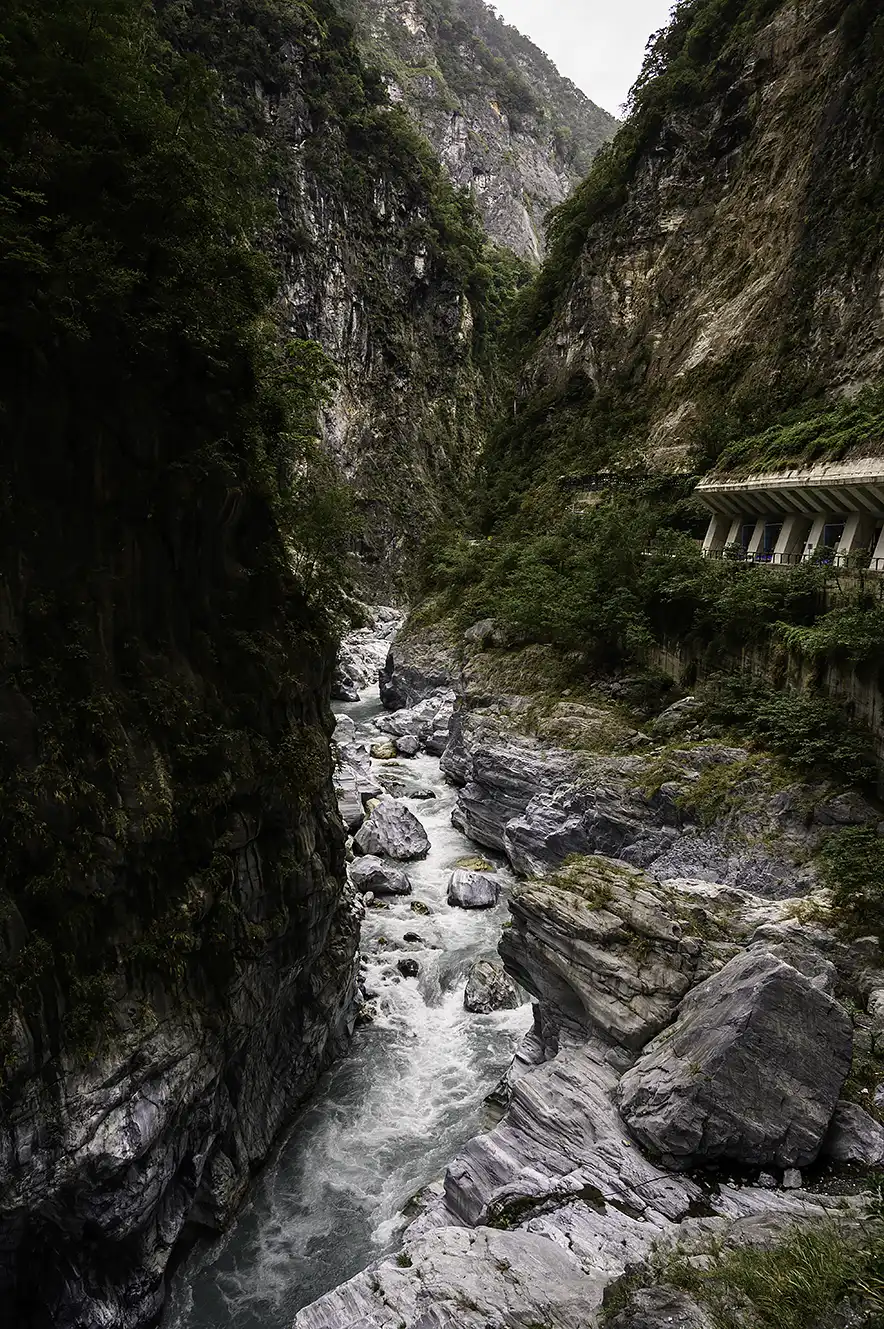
818;827;884;943
712;383;884;476
777;595;884;665
604;1220;884;1329
700;676;878;788
422;494;827;667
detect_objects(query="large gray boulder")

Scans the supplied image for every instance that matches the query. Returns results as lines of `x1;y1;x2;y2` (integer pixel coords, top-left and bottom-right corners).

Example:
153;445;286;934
447;869;502;909
353;796;430;861
349;856;413;897
820;1101;884;1166
617;950;853;1169
464;960;521;1013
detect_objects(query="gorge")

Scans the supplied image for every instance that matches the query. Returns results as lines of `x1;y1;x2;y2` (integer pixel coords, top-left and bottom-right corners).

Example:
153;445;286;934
2;1;884;1327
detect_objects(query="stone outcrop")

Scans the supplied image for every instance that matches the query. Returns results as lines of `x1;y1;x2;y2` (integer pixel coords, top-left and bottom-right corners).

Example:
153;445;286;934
443;705;842;895
353;796;431;860
498;0;884;485
617;951;853;1169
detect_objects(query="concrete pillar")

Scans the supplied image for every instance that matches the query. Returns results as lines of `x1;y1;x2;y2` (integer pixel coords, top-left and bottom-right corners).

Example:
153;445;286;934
802;515;827;562
702;513;732;555
725;518;743;547
773;514;813;566
746;517;767;558
872;526;884;572
836;512;875;567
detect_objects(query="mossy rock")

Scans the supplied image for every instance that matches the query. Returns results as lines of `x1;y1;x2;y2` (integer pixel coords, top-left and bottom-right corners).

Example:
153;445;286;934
455;855;495;871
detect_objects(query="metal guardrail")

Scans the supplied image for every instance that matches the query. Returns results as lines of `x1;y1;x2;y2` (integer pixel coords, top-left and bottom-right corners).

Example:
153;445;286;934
701;547;884;572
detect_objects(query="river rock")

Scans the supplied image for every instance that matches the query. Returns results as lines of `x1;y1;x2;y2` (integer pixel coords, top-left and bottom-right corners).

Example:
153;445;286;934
447;869;502;909
371;740;397;760
395;734;420;757
334;740;383;834
424;728;451;756
397;958;420;978
617;951;853;1169
820;1101;884;1166
464;960;521;1013
353;796;430;861
349;856;413;897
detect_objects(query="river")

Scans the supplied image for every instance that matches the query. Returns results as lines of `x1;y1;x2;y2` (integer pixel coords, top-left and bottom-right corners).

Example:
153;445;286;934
164;690;530;1329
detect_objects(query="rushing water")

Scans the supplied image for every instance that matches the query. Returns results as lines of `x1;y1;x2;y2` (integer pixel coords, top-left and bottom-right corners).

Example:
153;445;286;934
164;692;530;1329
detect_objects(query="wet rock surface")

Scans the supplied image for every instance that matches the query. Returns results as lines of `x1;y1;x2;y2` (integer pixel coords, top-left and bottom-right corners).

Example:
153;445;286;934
353;796;432;861
464;960;521;1014
447;869;503;910
349;856;413;896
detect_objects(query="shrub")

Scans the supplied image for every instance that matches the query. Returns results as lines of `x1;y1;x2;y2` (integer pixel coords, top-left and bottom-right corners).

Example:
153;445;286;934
817;826;884;943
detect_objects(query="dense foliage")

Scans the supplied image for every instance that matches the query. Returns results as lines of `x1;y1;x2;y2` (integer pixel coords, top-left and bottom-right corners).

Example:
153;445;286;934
423;493;827;666
818;826;884;943
0;0;354;1076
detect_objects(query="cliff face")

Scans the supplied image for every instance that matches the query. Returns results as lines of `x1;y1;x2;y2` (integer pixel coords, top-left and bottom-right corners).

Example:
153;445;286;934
0;3;362;1326
199;0;526;586
483;0;884;510
347;0;618;261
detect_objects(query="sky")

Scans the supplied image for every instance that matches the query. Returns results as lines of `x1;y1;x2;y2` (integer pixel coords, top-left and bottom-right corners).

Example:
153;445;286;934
490;0;677;117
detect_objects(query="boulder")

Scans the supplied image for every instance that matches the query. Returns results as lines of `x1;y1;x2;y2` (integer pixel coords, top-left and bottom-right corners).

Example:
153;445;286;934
349;856;412;897
424;728;451;756
397;958;420;978
464;617;498;647
464;959;521;1013
447;870;502;910
371;739;397;760
820;1101;884;1166
395;734;420;758
606;1286;715;1329
651;697;701;737
353;796;430;862
617;951;853;1169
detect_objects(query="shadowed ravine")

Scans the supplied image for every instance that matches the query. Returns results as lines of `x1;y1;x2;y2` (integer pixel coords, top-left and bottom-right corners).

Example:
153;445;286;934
163;692;530;1329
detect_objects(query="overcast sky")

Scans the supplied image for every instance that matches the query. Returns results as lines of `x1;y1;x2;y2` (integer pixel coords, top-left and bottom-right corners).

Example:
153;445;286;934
490;1;677;117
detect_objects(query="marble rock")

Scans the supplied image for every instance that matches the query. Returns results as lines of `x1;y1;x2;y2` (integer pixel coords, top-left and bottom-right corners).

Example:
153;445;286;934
618;951;853;1169
293;1224;607;1329
353;797;430;861
820;1100;884;1167
447;870;502;910
464;960;521;1013
349;856;413;897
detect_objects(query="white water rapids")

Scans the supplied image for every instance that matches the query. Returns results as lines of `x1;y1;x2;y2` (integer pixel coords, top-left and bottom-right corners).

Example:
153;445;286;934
164;692;531;1329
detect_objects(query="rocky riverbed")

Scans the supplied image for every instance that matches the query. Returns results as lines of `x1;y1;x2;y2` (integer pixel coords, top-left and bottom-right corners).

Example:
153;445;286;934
294;615;884;1329
163;612;531;1328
